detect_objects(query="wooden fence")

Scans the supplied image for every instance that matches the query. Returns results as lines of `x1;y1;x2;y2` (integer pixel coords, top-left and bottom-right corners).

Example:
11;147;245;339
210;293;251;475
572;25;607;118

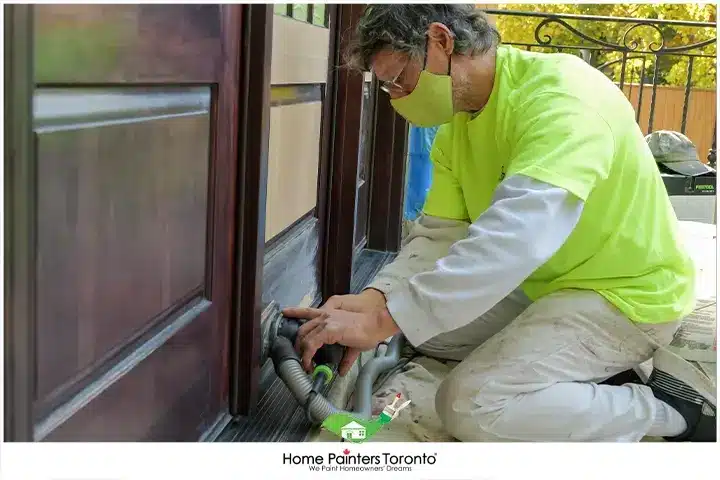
621;84;716;163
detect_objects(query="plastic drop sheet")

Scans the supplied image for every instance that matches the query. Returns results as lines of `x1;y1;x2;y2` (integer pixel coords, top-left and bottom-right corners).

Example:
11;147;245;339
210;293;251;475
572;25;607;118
261;216;321;311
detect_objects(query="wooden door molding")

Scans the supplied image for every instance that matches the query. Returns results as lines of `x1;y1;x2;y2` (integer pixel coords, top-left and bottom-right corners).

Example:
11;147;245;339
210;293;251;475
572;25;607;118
229;3;273;417
366;80;409;253
319;3;366;299
315;3;338;293
212;3;244;415
4;3;36;442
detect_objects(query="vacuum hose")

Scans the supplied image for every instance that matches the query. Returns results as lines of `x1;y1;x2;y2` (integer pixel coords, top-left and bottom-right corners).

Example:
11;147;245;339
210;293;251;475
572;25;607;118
350;335;403;418
269;315;404;425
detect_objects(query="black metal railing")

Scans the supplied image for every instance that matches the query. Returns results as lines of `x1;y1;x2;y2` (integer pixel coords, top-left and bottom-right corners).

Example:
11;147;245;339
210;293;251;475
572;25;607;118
484;9;717;167
274;3;330;28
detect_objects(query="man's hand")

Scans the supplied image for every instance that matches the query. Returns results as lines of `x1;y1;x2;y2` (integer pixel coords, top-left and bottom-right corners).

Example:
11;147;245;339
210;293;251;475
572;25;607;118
281;305;400;376
321;288;388;314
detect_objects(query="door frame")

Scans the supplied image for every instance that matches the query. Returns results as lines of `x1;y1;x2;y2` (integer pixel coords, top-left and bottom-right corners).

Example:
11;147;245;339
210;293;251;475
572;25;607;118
227;3;410;417
319;3;367;298
228;3;370;416
228;3;273;416
4;3;36;442
366;81;409;253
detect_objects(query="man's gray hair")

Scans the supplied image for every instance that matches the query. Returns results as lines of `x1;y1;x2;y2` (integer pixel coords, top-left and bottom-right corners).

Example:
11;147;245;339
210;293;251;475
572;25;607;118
345;4;501;71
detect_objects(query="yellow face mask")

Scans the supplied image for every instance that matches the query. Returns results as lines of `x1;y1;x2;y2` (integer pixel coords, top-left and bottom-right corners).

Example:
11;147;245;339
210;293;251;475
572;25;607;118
390;70;454;128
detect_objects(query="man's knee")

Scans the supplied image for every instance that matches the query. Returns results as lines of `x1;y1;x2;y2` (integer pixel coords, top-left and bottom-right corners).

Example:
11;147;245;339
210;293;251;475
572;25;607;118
435;374;469;440
435;370;509;441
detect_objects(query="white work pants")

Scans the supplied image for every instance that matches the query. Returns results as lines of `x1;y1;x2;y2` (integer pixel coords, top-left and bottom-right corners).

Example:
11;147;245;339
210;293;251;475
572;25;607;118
420;289;680;442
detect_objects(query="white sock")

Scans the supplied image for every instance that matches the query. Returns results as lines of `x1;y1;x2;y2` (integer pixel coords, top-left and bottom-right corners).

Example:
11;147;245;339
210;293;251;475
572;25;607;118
647;399;688;437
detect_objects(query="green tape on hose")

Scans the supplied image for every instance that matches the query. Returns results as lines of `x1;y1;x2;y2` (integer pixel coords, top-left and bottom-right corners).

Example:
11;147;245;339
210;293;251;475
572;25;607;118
312;365;334;385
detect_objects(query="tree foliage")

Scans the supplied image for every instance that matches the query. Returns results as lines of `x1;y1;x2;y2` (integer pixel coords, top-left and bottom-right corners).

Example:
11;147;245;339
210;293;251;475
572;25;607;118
491;3;717;88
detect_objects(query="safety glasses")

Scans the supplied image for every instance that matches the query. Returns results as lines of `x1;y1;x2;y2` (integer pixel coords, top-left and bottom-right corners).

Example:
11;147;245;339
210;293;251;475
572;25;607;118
378;59;409;94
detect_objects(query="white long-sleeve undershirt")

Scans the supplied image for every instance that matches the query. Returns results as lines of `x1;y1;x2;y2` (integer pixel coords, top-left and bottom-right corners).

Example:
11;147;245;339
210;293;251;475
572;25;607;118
367;174;585;347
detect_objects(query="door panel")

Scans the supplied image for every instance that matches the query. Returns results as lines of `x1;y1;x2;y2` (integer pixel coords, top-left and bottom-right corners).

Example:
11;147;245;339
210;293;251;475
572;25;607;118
38;300;221;441
27;4;241;441
35;88;211;403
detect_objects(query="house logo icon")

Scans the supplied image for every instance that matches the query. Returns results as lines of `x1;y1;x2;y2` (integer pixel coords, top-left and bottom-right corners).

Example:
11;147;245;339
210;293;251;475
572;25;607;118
321;393;411;443
340;421;366;441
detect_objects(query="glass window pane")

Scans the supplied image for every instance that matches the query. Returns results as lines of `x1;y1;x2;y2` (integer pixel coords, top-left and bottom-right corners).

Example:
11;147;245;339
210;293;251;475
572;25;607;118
262;12;332;309
266;14;330;243
292;4;308;22
274;4;288;16
312;4;326;26
266;97;322;240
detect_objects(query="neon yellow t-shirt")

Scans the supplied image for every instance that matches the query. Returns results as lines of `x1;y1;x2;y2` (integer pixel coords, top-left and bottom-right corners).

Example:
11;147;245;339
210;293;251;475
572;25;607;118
423;45;695;323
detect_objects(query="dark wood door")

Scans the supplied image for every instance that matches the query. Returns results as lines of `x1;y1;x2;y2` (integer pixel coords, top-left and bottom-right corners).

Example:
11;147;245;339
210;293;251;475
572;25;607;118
5;4;241;441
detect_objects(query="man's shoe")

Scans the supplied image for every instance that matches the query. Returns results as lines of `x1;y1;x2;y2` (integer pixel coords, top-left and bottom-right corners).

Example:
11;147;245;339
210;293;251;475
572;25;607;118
647;348;716;442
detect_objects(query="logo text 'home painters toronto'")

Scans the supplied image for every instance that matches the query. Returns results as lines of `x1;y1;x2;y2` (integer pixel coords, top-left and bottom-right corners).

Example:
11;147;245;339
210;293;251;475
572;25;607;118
282;450;438;472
